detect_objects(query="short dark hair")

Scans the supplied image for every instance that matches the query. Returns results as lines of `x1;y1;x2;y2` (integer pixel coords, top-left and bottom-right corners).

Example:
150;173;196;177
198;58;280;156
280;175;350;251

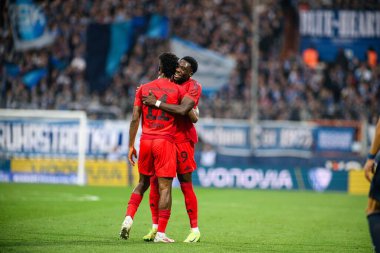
159;52;179;78
182;56;198;74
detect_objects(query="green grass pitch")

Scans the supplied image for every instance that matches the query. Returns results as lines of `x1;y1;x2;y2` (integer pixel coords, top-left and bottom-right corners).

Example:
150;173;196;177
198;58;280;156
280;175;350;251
0;183;372;252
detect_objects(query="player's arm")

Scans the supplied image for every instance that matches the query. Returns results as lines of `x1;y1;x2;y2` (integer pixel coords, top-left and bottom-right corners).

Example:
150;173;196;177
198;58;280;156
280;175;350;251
128;105;142;166
365;118;380;182
142;91;195;116
188;106;199;123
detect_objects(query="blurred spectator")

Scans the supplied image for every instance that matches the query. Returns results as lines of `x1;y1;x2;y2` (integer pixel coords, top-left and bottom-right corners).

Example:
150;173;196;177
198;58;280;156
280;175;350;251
367;47;378;69
302;45;319;69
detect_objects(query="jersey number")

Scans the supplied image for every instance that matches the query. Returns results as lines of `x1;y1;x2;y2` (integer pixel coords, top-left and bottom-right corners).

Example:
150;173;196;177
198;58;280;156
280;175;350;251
146;94;169;121
180;151;188;163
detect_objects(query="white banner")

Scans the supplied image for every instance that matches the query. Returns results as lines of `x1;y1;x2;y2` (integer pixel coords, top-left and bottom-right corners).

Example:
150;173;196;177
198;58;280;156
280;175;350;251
0;119;142;159
170;37;236;94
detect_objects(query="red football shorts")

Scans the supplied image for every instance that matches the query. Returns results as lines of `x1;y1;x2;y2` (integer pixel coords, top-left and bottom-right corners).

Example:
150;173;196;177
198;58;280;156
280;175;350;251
176;141;197;175
138;139;176;178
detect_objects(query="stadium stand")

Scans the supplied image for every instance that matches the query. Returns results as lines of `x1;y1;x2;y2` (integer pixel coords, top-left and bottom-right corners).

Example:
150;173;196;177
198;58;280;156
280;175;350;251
1;0;379;123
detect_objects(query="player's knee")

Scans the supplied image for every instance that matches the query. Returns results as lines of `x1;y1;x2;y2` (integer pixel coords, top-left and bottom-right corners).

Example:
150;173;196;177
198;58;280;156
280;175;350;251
159;187;171;197
367;206;380;215
178;172;192;183
367;199;380;215
133;184;146;195
134;179;150;194
158;189;171;209
367;206;374;215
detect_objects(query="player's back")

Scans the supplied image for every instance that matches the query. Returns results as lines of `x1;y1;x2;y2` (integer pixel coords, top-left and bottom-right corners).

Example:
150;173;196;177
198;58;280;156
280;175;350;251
138;78;182;142
175;78;202;144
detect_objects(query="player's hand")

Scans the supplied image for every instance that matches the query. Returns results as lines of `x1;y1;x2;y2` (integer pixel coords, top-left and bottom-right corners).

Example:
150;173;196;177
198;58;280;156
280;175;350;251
128;146;137;166
364;159;375;182
193;106;199;118
142;90;157;106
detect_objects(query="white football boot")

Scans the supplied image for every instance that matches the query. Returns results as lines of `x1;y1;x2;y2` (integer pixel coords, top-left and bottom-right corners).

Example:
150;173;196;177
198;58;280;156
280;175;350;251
119;216;133;240
154;232;175;243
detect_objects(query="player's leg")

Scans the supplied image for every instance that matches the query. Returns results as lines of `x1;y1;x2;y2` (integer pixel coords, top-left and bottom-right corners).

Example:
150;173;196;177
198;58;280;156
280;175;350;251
178;172;198;229
154;176;174;243
120;173;150;239
120;140;154;240
176;142;200;242
152;139;176;243
367;198;380;253
143;175;159;241
367;165;380;252
178;172;200;242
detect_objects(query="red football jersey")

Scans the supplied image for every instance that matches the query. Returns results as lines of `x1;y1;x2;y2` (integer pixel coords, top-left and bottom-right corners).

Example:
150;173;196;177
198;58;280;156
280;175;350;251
175;78;202;144
134;78;185;142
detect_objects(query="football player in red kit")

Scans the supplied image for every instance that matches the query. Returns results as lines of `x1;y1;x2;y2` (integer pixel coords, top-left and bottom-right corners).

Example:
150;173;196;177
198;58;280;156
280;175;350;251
142;56;202;243
119;53;195;243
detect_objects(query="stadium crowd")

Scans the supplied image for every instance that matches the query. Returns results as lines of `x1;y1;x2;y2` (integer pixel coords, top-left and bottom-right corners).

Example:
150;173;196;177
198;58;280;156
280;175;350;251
1;0;379;124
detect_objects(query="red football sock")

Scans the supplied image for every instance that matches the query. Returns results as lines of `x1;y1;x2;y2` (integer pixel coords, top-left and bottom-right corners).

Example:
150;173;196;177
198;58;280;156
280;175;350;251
158;209;171;233
180;182;198;228
125;193;143;219
149;176;159;225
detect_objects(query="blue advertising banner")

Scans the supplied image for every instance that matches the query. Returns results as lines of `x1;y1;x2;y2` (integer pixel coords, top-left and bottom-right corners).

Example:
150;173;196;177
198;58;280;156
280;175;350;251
193;163;348;192
0;119;79;157
194;166;298;190
0;119;133;158
192;154;364;192
315;127;355;152
253;122;314;157
0;117;359;159
299;10;380;61
87;120;132;159
252;121;356;156
197;120;251;156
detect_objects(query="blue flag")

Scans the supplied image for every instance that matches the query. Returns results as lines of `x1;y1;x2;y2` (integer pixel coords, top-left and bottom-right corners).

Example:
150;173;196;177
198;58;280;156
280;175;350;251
146;14;169;39
22;68;47;88
86;20;139;92
5;63;20;77
106;21;133;77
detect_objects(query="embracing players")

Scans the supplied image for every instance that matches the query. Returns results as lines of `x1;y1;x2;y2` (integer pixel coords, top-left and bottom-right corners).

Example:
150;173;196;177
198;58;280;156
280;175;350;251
142;56;202;243
119;53;195;243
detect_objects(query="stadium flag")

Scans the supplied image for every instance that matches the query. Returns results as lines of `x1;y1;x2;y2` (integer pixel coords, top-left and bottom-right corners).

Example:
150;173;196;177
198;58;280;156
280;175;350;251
22;68;47;88
146;14;169;39
106;22;133;77
5;63;20;78
9;0;55;51
170;37;236;95
50;56;67;71
86;21;135;92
